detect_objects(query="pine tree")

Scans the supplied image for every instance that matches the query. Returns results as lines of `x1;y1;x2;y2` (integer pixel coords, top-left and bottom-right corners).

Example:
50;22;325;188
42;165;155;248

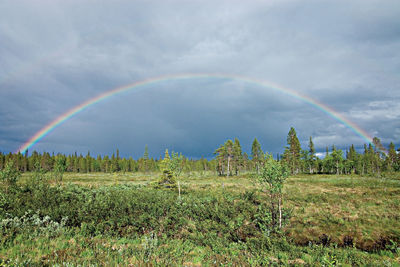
214;144;226;176
331;147;344;175
251;138;263;173
308;136;316;173
225;139;234;177
233;138;243;175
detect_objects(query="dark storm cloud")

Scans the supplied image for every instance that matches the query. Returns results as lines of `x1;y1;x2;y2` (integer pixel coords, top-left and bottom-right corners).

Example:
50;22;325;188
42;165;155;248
0;0;399;157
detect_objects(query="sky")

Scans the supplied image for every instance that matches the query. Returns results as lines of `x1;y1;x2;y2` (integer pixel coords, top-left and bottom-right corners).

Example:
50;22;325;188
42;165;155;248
0;0;399;159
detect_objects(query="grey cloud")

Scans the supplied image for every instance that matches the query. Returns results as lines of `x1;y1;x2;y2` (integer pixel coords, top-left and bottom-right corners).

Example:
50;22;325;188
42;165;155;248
0;0;399;157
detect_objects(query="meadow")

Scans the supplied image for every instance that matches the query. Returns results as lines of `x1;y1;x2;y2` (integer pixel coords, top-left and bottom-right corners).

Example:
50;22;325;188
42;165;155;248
1;172;399;266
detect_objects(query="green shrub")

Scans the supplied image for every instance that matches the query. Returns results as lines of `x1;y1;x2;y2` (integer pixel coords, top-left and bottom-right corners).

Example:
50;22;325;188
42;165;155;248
0;160;20;192
253;154;291;233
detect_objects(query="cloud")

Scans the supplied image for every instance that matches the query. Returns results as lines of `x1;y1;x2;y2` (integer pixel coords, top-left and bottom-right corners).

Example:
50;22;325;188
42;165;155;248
0;0;399;157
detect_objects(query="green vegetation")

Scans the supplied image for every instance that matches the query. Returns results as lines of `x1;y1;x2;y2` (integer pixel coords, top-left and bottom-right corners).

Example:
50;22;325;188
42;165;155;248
254;154;290;232
283;127;302;175
1;127;399;265
0;160;20;193
154;149;178;189
2;128;399;178
1;167;399;265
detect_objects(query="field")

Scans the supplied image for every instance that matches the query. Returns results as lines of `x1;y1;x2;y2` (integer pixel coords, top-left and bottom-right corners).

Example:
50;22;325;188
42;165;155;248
1;172;400;266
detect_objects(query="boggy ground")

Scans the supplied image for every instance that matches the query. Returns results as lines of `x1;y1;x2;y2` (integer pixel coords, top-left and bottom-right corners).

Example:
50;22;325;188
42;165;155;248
1;172;399;266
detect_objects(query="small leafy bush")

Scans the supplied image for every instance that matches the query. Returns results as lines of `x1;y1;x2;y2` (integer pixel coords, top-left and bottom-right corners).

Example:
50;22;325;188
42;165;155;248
0;211;67;246
0;160;20;191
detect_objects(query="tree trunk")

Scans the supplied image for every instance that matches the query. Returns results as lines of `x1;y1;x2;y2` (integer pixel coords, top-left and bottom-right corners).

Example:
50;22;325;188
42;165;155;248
270;193;276;226
279;197;282;229
336;161;339;175
227;156;230;177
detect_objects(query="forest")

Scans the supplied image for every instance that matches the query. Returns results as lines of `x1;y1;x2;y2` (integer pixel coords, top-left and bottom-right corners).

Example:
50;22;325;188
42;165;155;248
2;127;399;176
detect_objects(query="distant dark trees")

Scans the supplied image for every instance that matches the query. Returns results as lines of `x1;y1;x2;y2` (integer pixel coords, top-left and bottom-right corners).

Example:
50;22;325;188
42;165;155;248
1;128;398;176
214;130;399;176
298;135;399;175
0;146;216;174
251;138;263;174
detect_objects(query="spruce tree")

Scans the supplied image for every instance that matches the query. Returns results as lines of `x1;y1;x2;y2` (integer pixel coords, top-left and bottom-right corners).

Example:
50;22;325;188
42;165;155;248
283;127;301;174
157;149;177;189
116;149;121;172
86;151;92;172
143;145;149;173
308;136;316;173
347;144;356;173
387;142;396;171
96;155;102;172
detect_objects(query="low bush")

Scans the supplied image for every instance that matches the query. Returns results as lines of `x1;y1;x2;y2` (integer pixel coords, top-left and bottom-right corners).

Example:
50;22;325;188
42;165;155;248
0;210;67;247
1;181;270;247
0;172;398;265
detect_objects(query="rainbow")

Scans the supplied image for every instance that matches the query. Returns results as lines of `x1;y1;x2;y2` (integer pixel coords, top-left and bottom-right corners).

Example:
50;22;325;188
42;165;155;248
16;73;374;154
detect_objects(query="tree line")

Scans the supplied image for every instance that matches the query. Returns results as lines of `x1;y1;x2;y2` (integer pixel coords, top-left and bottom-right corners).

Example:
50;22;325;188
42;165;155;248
0;147;214;174
213;127;399;176
1;128;399;175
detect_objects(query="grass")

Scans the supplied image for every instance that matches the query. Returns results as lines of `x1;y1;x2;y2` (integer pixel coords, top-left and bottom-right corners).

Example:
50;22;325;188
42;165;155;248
284;175;400;250
56;172;400;249
6;172;400;265
1;230;398;266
